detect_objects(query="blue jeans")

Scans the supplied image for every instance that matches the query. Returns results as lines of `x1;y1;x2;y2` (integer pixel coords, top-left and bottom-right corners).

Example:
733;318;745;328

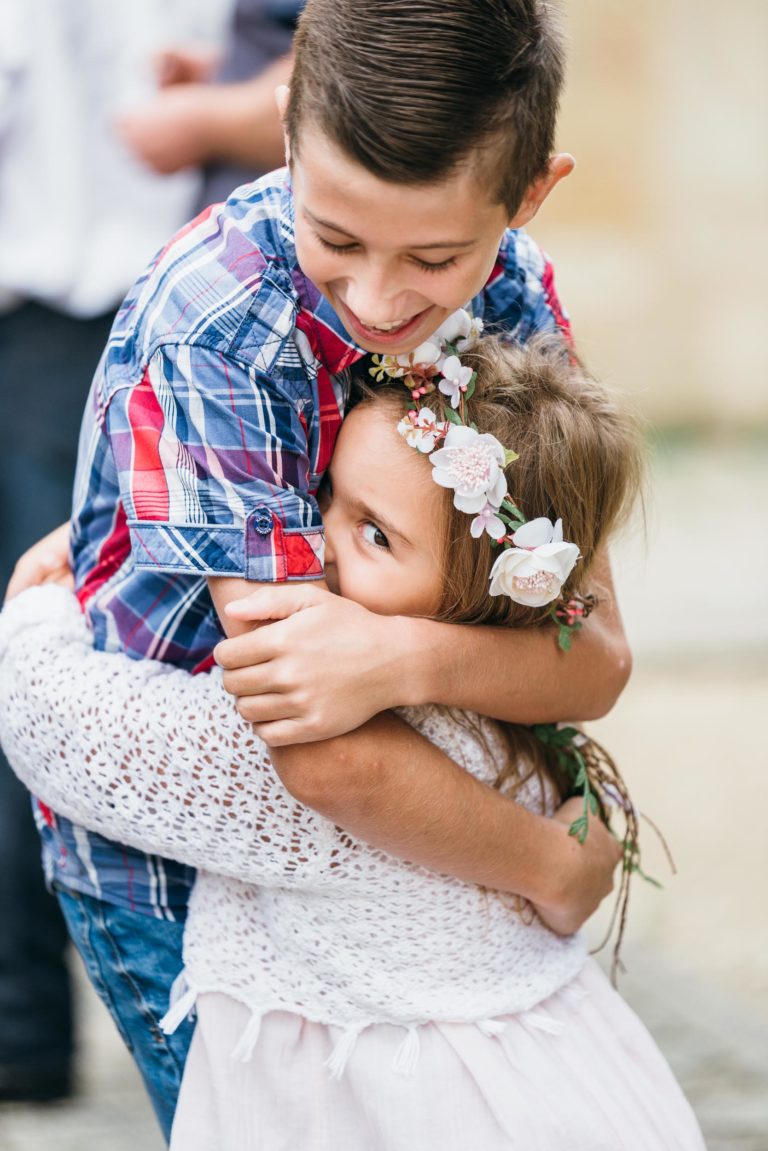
56;888;194;1142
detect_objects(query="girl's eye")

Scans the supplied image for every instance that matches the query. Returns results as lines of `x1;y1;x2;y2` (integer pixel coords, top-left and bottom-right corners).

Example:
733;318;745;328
413;256;457;273
316;233;358;254
359;521;389;550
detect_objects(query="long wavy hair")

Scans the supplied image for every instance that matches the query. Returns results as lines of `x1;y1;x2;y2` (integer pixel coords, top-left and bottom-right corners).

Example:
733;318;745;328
351;335;643;804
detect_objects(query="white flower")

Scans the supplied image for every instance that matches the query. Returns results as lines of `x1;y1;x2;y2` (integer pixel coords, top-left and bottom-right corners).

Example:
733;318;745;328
511;517;564;549
470;503;507;540
397;408;447;453
433;309;473;346
488;519;580;607
430;424;508;513
437;355;474;408
396;339;442;371
456;315;484;352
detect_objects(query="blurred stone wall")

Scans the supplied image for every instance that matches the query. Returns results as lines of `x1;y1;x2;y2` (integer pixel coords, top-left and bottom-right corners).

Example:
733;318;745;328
531;1;768;430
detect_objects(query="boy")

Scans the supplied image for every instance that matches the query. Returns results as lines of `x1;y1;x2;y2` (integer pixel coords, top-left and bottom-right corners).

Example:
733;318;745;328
16;0;628;1136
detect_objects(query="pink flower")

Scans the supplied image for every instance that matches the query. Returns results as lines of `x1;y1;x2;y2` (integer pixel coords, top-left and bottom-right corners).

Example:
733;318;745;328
430;424;508;513
438;355;475;409
470;504;507;540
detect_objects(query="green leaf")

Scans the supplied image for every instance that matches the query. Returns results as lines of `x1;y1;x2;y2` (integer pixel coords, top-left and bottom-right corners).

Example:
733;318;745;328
464;373;477;401
443;406;463;426
557;626;572;652
629;864;663;888
587;793;600;816
504;448;519;466
558;726;580;742
568;818;589;844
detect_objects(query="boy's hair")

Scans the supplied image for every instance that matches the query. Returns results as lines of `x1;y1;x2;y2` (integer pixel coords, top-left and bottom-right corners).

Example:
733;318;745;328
288;0;565;216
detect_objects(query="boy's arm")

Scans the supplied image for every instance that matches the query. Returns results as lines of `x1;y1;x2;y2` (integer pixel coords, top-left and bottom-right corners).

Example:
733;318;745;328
215;546;630;740
209;575;622;932
4;522;73;601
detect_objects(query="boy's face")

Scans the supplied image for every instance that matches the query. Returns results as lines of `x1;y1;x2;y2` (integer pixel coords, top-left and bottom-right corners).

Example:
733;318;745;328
291;126;512;356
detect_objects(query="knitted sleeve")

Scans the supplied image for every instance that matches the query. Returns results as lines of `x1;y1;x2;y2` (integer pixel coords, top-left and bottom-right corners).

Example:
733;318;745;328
0;585;341;887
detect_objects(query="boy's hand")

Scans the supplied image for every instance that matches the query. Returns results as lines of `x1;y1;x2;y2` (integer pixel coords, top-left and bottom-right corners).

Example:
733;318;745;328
4;523;73;603
531;797;623;935
215;584;411;745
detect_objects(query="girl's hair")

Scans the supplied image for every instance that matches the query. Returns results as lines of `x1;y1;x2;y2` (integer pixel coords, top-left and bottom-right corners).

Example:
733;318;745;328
287;0;565;217
352;336;643;807
356;334;642;630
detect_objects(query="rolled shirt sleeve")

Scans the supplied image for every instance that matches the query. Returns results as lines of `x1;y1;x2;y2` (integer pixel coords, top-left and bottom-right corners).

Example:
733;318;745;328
107;342;325;582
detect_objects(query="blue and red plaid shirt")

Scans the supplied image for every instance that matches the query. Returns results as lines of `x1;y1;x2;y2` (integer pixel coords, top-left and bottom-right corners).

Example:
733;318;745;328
37;170;570;919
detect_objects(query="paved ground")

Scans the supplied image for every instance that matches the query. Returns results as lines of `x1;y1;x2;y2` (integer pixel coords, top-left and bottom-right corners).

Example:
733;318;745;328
1;437;766;1149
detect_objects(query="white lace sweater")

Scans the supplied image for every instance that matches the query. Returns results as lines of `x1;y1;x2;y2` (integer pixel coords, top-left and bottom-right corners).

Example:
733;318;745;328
0;586;586;1052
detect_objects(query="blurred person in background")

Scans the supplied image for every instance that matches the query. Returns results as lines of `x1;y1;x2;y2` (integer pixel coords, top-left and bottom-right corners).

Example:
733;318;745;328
0;0;230;1104
119;0;303;209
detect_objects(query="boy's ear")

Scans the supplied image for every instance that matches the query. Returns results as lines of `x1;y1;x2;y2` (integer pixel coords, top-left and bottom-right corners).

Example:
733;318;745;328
275;84;291;166
508;153;575;229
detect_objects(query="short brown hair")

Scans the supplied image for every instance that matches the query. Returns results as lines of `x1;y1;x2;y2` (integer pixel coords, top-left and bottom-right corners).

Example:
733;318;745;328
288;0;565;216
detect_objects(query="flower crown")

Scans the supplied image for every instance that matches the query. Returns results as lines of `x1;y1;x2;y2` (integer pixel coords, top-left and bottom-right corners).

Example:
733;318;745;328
369;309;582;638
370;311;664;974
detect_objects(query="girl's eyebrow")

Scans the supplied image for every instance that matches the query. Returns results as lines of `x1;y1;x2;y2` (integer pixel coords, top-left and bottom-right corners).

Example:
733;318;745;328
341;487;413;548
303;208;477;250
357;498;412;546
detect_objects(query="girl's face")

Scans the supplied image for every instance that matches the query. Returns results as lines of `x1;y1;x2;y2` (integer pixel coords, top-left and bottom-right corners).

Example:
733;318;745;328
291;125;511;356
321;403;445;618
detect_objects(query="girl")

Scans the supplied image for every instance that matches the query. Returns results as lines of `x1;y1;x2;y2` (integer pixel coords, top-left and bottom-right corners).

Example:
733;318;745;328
0;328;704;1149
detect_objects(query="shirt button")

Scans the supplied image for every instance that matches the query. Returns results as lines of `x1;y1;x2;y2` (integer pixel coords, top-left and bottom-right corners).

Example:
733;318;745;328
254;509;273;536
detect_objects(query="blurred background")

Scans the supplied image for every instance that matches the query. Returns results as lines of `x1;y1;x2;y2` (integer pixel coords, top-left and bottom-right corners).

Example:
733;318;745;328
1;1;766;1148
533;2;768;1147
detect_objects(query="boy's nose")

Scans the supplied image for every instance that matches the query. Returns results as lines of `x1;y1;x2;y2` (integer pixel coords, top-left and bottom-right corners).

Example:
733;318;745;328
344;268;408;327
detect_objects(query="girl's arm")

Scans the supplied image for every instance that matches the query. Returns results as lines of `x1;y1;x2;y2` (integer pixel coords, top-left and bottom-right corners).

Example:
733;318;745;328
0;586;347;888
208;568;625;933
0;586;619;931
209;573;623;933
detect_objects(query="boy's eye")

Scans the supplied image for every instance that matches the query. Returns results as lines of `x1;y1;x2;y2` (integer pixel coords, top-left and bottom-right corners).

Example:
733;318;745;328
359;521;389;550
413;256;458;273
316;233;358;254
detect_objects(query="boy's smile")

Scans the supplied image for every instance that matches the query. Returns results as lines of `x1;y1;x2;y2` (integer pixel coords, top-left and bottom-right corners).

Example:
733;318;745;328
290;126;512;356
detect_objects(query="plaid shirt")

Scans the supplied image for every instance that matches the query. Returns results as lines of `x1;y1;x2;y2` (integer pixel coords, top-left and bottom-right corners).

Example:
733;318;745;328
37;170;570;919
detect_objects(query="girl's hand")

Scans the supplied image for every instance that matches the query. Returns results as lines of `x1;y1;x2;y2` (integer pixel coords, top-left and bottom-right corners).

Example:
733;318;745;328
531;798;623;935
4;523;73;603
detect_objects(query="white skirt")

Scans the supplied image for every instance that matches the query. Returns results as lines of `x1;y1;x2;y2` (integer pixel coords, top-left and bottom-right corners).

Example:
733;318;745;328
170;959;705;1151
